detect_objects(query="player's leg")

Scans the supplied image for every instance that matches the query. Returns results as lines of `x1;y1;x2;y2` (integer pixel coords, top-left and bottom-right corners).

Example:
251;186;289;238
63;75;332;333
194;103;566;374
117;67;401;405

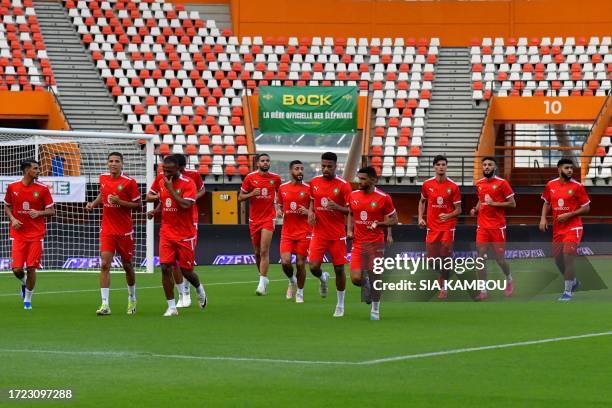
254;227;273;295
475;228;489;301
22;241;42;310
11;239;27;299
295;253;307;303
367;244;385;320
280;236;297;299
307;236;330;297
96;249;114;315
492;228;512;297
251;227;262;273
172;264;188;308
159;237;178;316
117;234;137;314
330;239;348;317
559;229;582;301
177;239;207;308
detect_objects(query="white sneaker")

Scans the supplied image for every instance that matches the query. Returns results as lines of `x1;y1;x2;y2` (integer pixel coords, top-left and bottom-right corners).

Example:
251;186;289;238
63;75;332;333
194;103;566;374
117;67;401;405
182;294;192;308
286;281;297;299
197;292;207;309
296;292;304;303
370;310;380;321
320;272;330;298
163;307;179;317
333;306;344;317
255;277;268;296
176;295;185;308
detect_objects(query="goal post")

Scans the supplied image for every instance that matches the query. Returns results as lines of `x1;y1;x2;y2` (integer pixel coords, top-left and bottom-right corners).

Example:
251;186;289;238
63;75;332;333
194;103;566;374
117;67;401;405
0;127;155;273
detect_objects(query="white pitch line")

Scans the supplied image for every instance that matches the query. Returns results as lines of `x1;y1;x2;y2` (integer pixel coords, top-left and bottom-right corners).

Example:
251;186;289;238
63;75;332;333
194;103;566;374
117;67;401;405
0;331;610;366
0;279;288;297
360;330;612;365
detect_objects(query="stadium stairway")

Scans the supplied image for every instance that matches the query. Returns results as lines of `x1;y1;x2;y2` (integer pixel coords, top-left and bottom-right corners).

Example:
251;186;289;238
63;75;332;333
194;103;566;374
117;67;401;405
420;47;487;184
183;3;232;30
33;0;128;132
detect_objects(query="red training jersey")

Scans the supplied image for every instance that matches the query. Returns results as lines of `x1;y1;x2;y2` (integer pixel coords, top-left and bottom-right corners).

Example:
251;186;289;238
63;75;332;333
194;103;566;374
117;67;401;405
278;181;312;240
240;171;281;225
100;172;140;236
151;169;203;224
475;176;514;229
3;179;54;241
421;177;461;231
541;178;590;234
349;188;396;243
158;174;197;241
310;175;352;240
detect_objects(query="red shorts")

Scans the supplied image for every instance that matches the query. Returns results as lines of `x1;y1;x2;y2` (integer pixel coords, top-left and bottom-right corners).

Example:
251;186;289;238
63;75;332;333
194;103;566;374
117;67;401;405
159;235;196;270
552;227;583;256
350;241;385;271
476;227;506;256
308;235;348;266
426;229;454;257
250;219;275;247
280;235;310;257
11;239;43;269
100;233;134;262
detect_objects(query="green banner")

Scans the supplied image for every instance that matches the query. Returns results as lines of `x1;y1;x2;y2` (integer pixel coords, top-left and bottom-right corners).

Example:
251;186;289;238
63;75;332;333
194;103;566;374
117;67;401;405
258;86;358;134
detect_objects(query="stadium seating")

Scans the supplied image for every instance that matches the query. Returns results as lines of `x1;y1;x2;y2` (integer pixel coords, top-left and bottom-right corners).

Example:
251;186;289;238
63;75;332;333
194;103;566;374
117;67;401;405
0;0;56;92
471;37;612;100
63;0;437;183
584;124;612;186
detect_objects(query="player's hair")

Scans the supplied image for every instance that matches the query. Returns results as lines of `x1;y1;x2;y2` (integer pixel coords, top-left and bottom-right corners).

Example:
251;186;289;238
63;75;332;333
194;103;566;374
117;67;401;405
163;155;180;167
289;160;302;169
107;151;123;161
432;155;447;166
255;153;270;162
481;156;496;164
20;159;39;173
358;166;378;179
321;152;337;163
173;153;187;168
557;158;574;167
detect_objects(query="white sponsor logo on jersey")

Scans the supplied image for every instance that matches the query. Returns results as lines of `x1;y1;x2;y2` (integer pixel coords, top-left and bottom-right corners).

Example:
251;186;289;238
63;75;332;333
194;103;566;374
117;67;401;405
22;201;30;211
360;210;368;221
290;201;297;211
165;198;172;207
321;197;329;208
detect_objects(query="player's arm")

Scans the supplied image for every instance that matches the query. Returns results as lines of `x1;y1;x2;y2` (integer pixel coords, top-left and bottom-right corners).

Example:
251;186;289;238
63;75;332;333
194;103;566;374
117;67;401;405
369;211;399;230
86;192;103;211
196;187;206;200
347;211;353;239
440;202;461;221
417;195;427;228
306;199;315;226
487;195;516;208
386;226;394;246
539;200;550;231
470;200;480;216
163;177;193;209
147;202;162;219
558;202;590;223
29;205;54;219
3;203;22;229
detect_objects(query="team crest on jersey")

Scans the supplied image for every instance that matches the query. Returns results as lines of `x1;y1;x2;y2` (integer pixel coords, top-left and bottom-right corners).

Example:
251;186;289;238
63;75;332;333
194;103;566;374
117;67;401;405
446;188;451;194
176;189;181;194
165;198;172;207
269;179;274;185
321;197;329;207
333;188;339;195
33;191;39;198
360;210;368;221
558;198;564;207
22;201;30;210
436;196;444;205
568;189;574;195
290;201;297;210
261;187;268;196
299;191;305;197
118;184;123;191
492;184;498;190
370;201;377;207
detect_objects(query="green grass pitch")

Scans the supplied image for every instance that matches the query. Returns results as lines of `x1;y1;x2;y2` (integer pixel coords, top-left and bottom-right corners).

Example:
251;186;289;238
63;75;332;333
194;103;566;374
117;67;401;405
1;260;612;407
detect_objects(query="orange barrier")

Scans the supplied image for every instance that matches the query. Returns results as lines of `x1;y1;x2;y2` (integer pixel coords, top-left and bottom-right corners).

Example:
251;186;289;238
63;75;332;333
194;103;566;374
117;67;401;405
227;0;612;46
581;94;612;180
491;96;606;123
0;91;70;130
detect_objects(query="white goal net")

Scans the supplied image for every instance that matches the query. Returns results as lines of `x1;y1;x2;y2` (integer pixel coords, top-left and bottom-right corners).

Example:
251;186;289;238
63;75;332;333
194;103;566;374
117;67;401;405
0;128;154;273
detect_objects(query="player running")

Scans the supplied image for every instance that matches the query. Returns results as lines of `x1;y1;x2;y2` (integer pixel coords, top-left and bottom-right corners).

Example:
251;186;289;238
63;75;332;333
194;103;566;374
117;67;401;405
156;155;207;316
146;154;205;308
238;153;281;296
277;160;311;303
539;158;590;301
418;155;462;300
3;160;54;310
86;152;141;315
347;166;398;320
470;156;516;301
308;152;352;317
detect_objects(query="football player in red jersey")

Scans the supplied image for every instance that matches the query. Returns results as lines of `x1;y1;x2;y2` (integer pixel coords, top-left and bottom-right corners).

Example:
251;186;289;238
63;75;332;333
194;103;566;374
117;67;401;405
418;155;462;300
277;160;311;303
470;156;516;301
308;152;352;317
3;160;54;310
156;155;207;316
540;158;590;301
347;166;398;320
86;152;142;315
239;153;282;296
146;154;205;308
